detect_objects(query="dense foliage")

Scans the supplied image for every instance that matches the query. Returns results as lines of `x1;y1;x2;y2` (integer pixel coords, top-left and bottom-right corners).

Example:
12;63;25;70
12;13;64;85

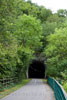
45;27;67;77
0;0;67;87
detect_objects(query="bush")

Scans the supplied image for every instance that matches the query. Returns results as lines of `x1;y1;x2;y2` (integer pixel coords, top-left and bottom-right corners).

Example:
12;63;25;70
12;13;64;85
63;82;67;92
0;82;4;91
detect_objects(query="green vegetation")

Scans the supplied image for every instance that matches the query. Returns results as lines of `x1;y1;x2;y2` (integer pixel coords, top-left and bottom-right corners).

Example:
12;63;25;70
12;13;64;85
63;82;67;92
0;79;31;99
42;79;47;83
0;0;67;92
44;27;67;77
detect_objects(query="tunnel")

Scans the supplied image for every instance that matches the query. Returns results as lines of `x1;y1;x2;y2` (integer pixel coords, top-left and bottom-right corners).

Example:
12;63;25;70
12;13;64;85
28;60;45;79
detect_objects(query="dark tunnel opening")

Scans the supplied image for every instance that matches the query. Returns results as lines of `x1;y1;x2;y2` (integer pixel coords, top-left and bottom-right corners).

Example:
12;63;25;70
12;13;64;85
28;60;46;79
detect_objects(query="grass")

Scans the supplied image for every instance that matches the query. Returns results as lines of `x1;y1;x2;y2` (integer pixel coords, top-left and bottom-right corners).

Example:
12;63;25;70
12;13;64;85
0;79;31;99
42;79;47;83
63;81;67;93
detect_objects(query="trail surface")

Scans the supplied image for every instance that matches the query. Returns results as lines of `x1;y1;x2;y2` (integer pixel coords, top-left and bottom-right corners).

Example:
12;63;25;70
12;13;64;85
1;79;55;100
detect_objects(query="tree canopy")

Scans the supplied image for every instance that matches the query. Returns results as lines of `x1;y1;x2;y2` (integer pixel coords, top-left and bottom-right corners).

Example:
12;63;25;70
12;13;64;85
0;0;67;81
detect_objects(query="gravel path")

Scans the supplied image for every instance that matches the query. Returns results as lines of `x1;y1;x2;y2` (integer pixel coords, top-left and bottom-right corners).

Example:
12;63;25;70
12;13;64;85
1;79;55;100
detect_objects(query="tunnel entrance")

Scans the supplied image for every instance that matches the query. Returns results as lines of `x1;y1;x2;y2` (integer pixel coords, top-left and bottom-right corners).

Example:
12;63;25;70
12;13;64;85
28;60;45;79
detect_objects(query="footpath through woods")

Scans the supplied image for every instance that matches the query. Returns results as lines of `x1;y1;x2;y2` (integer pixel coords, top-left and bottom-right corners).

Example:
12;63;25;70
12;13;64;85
1;79;55;100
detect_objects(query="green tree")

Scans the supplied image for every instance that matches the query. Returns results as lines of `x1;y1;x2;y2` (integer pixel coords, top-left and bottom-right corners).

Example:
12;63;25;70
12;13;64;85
57;9;67;17
13;14;43;79
44;27;67;77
